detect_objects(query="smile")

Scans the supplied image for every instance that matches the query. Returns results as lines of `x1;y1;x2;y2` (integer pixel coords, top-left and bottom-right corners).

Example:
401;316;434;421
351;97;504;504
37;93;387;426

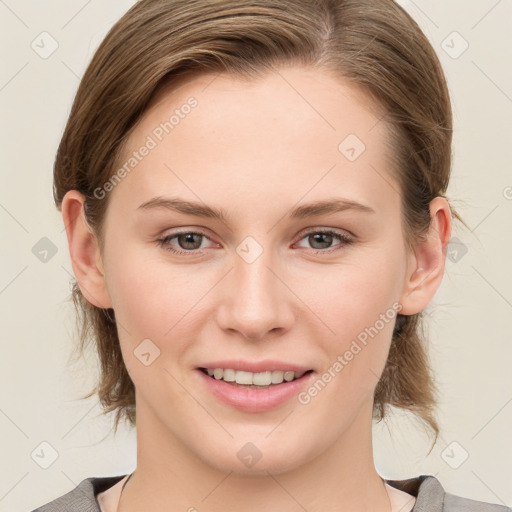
196;367;315;412
200;367;311;387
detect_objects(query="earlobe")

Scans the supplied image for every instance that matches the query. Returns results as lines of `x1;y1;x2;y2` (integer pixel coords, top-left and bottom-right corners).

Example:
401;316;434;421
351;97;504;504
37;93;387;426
398;197;452;316
61;190;113;309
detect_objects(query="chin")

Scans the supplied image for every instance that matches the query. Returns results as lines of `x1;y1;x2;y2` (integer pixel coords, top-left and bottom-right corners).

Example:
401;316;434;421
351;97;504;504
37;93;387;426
199;435;313;476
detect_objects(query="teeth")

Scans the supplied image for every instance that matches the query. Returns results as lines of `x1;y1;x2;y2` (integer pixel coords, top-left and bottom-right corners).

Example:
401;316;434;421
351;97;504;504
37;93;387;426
253;371;271;386
284;371;295;382
271;370;284;384
204;368;307;385
222;368;236;382
235;370;254;385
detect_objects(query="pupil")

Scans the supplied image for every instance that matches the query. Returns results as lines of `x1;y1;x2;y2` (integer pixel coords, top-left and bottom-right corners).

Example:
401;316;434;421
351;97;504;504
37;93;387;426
180;233;201;250
310;233;332;249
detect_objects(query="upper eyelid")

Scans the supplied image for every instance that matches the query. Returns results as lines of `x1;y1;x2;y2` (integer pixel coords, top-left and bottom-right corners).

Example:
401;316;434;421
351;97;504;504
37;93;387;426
295;226;354;239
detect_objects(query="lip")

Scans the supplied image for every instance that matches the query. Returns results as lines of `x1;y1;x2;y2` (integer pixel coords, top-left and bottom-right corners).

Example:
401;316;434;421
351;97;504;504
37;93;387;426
196;368;315;413
197;359;312;373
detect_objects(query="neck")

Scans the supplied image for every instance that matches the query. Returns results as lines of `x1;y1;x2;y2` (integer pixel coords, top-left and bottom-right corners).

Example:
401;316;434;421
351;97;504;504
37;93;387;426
119;400;391;512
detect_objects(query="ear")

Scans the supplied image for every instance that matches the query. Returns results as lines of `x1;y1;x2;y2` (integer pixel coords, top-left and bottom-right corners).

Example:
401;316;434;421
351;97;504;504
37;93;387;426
61;190;113;309
398;196;452;315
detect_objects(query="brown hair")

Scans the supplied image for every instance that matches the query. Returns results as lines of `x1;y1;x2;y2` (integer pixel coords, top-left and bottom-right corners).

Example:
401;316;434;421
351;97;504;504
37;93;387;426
54;0;469;445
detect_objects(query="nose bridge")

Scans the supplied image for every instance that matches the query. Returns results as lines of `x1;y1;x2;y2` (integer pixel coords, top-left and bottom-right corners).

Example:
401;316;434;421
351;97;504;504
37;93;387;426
218;241;291;340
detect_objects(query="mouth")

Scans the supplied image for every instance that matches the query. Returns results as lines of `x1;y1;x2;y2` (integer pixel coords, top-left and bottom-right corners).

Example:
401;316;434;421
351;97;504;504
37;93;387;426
195;359;316;412
198;367;314;389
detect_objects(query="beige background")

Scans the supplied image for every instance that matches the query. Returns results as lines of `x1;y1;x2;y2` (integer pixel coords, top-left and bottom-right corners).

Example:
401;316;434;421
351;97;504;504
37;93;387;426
0;1;511;511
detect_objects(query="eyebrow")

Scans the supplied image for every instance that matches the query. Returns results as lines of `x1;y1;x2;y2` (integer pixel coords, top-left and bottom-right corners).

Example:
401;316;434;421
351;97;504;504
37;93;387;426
136;196;376;223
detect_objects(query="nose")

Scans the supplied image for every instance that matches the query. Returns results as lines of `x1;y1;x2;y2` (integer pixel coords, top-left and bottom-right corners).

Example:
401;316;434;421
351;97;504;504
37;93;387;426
215;247;295;342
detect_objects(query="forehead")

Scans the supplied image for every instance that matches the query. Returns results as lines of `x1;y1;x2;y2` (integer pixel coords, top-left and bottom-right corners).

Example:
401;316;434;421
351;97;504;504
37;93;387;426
109;66;399;218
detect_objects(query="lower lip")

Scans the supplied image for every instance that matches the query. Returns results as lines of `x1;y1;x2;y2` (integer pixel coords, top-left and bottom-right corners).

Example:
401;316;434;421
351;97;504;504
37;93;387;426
196;369;315;412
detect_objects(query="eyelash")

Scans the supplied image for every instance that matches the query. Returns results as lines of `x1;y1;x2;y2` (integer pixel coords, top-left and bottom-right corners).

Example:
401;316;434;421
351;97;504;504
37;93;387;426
156;228;354;256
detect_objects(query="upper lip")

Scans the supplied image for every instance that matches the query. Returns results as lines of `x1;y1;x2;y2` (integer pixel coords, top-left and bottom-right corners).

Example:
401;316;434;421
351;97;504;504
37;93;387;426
198;359;313;373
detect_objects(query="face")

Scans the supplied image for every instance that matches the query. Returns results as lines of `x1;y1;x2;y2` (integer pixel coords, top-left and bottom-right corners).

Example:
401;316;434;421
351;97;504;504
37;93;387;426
95;66;418;475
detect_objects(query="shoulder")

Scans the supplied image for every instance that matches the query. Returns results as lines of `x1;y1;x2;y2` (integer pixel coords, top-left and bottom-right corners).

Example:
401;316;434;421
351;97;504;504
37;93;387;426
386;474;511;512
443;491;512;512
30;475;127;512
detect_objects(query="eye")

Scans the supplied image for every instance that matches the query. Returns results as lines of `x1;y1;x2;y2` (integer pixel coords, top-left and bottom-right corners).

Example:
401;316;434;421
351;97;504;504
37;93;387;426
157;228;354;256
295;229;354;253
157;230;215;255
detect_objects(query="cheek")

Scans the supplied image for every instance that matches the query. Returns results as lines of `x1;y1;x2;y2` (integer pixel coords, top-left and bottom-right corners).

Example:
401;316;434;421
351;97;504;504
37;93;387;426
300;253;402;339
106;257;198;396
104;247;199;335
300;249;402;389
104;250;221;383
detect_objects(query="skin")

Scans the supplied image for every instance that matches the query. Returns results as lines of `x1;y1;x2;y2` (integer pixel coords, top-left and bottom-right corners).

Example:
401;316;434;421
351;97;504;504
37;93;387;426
62;65;451;512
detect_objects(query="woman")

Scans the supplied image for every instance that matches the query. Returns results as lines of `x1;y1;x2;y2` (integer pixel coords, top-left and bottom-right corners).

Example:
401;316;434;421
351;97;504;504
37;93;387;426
32;0;510;511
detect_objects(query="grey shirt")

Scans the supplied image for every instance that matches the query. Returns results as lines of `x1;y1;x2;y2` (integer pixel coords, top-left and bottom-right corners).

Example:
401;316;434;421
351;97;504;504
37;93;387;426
31;474;511;512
